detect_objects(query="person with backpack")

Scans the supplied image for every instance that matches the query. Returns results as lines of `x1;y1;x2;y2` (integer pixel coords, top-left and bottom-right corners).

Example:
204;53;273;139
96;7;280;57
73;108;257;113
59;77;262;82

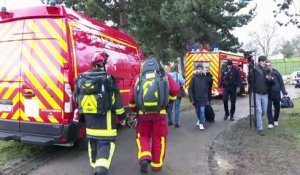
188;64;211;130
129;55;179;173
167;64;185;128
74;52;127;175
266;61;287;128
219;60;242;121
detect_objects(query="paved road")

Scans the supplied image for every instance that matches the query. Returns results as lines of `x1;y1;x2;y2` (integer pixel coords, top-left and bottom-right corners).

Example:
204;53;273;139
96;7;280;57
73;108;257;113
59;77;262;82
32;85;300;175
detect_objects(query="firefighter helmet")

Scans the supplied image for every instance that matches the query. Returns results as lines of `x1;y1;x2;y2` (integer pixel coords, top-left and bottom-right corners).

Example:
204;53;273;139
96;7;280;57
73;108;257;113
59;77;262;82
91;52;108;67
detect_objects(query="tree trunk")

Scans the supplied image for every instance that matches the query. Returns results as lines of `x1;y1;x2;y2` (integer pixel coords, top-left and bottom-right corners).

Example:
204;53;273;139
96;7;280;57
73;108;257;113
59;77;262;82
119;0;128;33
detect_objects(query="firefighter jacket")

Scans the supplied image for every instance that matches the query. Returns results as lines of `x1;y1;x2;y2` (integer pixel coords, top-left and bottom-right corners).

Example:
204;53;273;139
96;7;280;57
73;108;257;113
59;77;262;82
129;73;179;121
81;69;126;140
219;66;242;88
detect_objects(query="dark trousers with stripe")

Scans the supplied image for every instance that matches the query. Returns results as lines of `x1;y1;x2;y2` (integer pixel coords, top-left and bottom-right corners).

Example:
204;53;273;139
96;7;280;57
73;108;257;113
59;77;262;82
88;138;115;170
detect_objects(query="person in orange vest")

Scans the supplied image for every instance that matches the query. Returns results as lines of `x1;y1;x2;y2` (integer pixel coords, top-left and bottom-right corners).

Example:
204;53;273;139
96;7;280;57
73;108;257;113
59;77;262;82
129;55;179;173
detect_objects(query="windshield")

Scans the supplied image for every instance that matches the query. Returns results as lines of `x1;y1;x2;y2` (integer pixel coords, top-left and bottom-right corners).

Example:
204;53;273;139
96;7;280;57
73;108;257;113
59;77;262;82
297;72;300;78
0;0;42;11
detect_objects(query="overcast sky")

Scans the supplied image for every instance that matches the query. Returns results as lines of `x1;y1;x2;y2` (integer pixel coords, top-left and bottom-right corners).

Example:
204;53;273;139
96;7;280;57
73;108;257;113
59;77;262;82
1;0;300;45
233;0;300;43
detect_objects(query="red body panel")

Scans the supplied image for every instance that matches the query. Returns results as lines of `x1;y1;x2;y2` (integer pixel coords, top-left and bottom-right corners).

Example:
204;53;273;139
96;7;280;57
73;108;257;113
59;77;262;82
0;5;143;145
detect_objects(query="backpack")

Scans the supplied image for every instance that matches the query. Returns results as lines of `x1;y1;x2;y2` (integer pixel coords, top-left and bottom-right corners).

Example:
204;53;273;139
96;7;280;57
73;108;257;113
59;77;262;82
205;105;215;122
281;96;294;108
74;70;112;115
134;58;170;112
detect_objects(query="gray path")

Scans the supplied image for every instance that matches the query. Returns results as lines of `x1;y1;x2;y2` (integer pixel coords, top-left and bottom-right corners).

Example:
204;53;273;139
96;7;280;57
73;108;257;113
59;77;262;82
32;86;300;175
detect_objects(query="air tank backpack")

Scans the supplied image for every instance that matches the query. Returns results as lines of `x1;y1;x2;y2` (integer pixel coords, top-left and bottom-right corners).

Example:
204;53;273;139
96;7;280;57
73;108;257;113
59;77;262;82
74;71;112;115
134;58;169;112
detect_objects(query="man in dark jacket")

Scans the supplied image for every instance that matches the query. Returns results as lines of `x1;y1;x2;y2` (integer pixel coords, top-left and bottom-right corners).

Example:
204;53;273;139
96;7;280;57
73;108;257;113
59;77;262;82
219;60;242;121
248;56;273;136
188;64;211;130
266;62;287;128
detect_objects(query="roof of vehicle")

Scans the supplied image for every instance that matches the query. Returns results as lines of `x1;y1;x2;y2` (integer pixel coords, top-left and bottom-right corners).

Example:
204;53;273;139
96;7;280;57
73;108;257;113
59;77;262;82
0;5;138;48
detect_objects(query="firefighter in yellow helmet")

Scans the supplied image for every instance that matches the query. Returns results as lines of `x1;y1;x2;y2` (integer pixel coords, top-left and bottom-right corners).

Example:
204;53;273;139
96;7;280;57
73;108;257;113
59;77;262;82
74;52;127;175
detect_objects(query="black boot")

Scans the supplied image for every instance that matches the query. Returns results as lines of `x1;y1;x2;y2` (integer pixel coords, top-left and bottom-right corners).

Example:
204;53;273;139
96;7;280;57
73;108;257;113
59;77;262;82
224;114;229;120
140;160;149;173
94;166;108;175
230;114;234;121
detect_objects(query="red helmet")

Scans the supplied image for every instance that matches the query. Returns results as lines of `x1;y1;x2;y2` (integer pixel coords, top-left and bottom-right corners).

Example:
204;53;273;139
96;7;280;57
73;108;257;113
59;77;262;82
91;52;108;67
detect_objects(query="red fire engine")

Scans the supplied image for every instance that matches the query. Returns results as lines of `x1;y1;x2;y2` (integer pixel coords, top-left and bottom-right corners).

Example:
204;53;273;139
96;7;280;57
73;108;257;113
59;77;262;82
0;5;144;145
185;50;248;96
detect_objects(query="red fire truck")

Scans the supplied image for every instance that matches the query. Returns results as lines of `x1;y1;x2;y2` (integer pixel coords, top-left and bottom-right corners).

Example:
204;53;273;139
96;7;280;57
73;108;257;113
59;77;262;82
185;50;248;96
0;5;144;145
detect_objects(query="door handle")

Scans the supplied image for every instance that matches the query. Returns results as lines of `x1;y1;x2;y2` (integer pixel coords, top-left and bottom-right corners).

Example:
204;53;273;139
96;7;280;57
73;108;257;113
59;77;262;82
22;92;35;97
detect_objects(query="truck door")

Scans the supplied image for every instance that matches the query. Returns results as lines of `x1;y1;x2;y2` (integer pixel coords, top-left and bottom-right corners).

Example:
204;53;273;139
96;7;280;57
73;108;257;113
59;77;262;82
19;19;66;136
0;21;24;133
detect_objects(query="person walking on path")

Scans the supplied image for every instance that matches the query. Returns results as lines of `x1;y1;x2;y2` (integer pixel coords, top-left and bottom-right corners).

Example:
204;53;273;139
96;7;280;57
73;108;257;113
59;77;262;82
167;64;185;128
129;56;179;173
204;66;214;104
74;52;127;175
266;61;287;128
248;56;273;136
219;60;242;121
188;64;210;130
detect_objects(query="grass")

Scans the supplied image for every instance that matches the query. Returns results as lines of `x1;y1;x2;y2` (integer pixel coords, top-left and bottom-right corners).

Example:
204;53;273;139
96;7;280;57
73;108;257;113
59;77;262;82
0;141;45;167
211;98;300;174
279;98;300;148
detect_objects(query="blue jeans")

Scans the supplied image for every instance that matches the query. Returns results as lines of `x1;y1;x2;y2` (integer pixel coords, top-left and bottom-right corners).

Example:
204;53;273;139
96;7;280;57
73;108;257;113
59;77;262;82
255;93;268;130
167;98;182;124
194;106;205;124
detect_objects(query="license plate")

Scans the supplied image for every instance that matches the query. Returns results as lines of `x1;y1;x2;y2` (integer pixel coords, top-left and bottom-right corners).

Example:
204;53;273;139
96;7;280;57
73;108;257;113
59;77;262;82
0;100;13;112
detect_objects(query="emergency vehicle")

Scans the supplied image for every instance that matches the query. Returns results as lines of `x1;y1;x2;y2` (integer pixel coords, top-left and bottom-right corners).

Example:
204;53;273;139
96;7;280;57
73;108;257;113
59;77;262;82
0;4;143;145
185;50;248;96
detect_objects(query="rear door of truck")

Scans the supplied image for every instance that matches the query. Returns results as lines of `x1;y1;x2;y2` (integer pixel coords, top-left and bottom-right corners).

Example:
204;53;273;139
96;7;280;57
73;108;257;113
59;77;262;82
19;18;67;137
0;20;24;136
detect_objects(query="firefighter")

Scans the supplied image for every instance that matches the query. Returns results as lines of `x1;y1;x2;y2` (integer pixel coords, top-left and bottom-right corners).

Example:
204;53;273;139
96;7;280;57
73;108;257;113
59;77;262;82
219;60;242;121
74;52;127;175
129;56;179;173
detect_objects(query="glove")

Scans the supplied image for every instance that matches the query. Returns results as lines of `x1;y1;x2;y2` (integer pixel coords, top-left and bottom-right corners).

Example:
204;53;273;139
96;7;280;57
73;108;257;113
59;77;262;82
120;119;126;126
236;87;240;94
73;109;80;122
192;102;196;107
126;112;137;128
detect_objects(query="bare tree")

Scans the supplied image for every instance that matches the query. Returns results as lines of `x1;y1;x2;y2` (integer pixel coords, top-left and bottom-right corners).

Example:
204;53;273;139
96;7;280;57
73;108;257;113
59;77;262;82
247;22;278;57
273;0;300;28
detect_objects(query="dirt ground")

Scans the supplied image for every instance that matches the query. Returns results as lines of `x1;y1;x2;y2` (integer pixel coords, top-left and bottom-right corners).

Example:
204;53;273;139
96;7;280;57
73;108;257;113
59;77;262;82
208;114;300;175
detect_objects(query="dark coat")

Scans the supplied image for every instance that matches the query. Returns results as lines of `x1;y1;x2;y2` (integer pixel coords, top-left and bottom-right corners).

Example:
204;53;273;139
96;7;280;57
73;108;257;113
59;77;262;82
270;69;287;94
188;73;209;107
219;66;242;88
248;65;272;95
